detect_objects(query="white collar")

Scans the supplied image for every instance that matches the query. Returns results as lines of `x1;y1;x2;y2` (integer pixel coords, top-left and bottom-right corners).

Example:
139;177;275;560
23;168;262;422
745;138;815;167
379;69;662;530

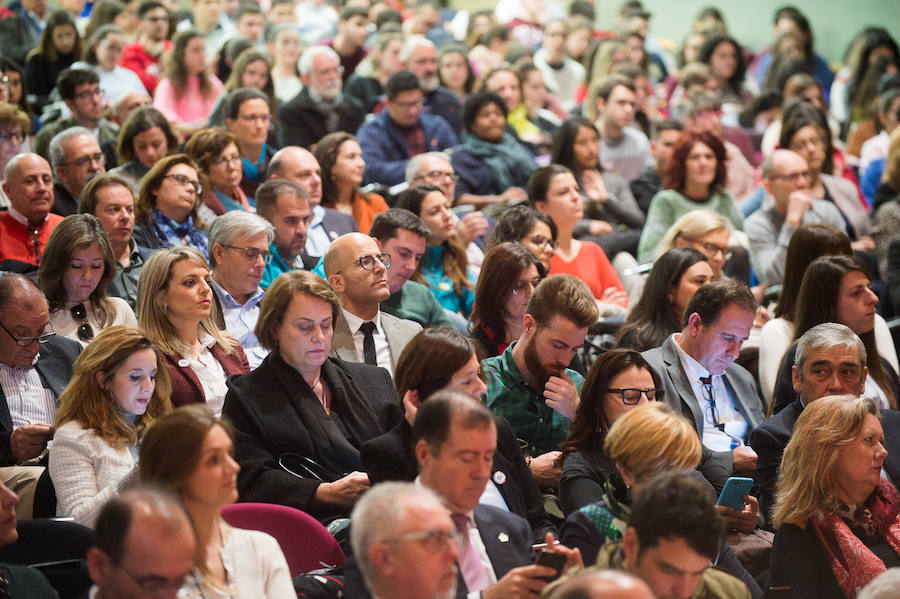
342;307;382;335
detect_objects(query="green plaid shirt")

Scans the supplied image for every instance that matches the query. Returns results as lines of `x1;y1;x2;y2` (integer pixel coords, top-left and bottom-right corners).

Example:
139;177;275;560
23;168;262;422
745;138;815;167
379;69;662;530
482;341;583;457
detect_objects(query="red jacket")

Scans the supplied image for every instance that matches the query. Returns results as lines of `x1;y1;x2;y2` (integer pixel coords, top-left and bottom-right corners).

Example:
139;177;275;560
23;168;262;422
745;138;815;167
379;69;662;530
0;211;63;266
163;341;249;408
119;40;171;94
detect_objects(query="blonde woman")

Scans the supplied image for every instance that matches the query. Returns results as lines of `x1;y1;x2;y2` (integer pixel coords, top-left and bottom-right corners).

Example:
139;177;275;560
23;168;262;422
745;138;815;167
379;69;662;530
49;326;172;526
655;209;733;278
136;247;249;415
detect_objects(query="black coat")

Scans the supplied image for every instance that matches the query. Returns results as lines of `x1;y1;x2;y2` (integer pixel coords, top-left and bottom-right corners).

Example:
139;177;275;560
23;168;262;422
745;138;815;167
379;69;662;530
222;353;400;522
276;87;366;149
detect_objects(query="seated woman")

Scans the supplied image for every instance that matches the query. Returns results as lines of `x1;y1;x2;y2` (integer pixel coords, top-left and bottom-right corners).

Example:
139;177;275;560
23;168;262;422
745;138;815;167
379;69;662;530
528;165;628;316
267;24;303;104
136;247;249;415
314;131;388;235
469;242;543;359
73;25;145;105
140;405;295;598
184;128;252;216
344;31;405;112
208;48;276;129
396;184;475;319
39;214;137;346
770;395;899;598
653;209;733;279
559;402;761;595
109;106;178;191
222;270;401;523
360;327;556;541
482;65;556;156
487;205;558;274
223;88;277;200
450;91;537;207
771;255;899;414
615;247;713;352
134;154;210;254
438;44;476;103
551;116;645;257
49;325;171;527
637;130;745;264
557;349;660;515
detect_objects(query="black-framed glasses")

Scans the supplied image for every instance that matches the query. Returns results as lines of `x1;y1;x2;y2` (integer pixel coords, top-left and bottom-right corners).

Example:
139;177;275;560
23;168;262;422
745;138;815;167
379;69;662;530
415;170;459;183
771;170;812;183
524;235;557;251
74;88;104;101
163;173;203;195
0;319;55;346
388;528;464;553
60;152;105;168
224;245;272;264
512;277;542;295
337;253;391;274
70;304;95;342
606;387;660;404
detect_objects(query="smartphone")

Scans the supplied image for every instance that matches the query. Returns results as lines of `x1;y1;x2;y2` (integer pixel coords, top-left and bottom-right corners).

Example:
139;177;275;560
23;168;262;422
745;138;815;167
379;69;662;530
716;476;754;510
534;549;567;582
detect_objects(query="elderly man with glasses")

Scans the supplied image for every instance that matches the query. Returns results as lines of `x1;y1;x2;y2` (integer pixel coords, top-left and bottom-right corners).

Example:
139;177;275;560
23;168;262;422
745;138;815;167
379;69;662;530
48;127;107;217
0;274;81;519
324;232;421;377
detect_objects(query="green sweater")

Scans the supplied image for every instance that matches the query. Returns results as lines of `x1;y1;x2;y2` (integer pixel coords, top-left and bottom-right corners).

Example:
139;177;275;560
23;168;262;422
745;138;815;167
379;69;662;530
381;280;454;329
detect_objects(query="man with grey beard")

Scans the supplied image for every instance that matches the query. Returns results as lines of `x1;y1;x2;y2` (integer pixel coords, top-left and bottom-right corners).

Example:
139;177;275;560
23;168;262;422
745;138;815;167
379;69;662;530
400;36;462;136
277;46;366;149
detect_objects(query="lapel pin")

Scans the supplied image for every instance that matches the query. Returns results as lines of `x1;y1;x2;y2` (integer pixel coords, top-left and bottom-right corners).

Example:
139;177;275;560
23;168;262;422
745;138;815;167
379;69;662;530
492;471;506;485
498;532;509;543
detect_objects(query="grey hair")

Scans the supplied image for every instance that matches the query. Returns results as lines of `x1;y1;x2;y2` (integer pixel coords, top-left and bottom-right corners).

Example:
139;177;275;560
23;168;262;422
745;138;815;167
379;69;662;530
400;35;435;63
207;211;275;267
113;90;151;114
350;482;445;587
795;322;867;372
761;149;803;180
4;152;42;181
299;45;340;76
49;126;96;168
405;151;451;183
857;568;900;599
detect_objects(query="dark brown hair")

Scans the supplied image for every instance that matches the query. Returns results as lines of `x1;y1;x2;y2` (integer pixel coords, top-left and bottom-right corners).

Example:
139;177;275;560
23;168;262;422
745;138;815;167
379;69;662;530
664;130;727;194
394;327;475;403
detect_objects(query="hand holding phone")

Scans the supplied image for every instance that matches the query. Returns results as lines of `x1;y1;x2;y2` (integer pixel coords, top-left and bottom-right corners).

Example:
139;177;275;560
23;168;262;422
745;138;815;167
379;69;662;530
717;476;754;511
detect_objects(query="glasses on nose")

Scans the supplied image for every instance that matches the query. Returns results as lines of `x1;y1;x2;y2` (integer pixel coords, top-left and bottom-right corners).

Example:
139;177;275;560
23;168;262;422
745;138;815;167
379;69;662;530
392;98;425;111
224;245;272;264
606;387;660;404
681;236;731;260
163;173;203;195
212;154;242;167
74;88;104;101
62;152;105;168
524;236;557;251
416;170;459;183
0;319;56;346
511;277;541;295
772;170;812;183
118;562;188;593
238;113;274;129
337;253;391;274
69;303;95;342
0;130;23;143
389;528;464;553
314;65;344;78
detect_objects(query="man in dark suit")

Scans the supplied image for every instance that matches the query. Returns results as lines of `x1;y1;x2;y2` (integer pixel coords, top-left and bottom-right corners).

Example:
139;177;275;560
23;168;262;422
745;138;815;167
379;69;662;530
642;278;764;492
0;274;81;518
268;146;358;258
749;322;900;525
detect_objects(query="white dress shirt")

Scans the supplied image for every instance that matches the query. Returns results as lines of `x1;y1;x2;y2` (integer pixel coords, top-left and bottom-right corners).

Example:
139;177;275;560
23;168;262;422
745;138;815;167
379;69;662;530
341;308;393;376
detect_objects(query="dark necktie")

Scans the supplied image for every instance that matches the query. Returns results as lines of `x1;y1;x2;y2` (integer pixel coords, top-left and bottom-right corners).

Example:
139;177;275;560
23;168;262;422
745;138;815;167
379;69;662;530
359;321;378;366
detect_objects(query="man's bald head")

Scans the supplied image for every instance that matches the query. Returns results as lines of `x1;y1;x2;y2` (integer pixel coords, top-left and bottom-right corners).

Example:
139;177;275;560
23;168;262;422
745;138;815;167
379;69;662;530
546;569;655;599
323;232;376;278
0;273;48;314
3;153;54;225
268;146;323;206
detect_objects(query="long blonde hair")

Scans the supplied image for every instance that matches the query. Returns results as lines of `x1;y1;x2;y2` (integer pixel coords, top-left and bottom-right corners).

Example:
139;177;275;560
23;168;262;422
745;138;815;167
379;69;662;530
55;326;172;449
136;247;237;358
773;395;880;528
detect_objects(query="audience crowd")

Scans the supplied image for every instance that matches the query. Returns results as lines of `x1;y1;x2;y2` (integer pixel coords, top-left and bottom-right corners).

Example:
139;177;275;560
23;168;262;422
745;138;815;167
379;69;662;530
1;0;900;597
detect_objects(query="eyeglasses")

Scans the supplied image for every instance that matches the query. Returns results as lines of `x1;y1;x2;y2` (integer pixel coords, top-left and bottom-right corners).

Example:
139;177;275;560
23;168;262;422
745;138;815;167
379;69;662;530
388;528;464;553
224;245;272;264
415;170;459;183
0;130;23;143
512;277;541;295
606;387;660;404
771;170;812;183
61;152;105;168
70;304;94;342
336;253;391;274
392;98;425;111
237;113;275;129
74;88;104;101
163;173;203;196
681;237;731;261
524;235;557;251
0;319;55;346
118;561;188;593
314;65;344;78
212;154;242;167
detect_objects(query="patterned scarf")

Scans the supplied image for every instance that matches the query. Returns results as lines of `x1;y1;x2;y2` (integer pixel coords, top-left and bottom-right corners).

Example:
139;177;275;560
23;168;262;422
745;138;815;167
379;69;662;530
151;209;209;255
810;479;900;598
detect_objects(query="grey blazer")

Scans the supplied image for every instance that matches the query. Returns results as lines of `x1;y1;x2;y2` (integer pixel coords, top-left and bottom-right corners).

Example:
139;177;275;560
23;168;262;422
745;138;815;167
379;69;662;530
330;310;422;372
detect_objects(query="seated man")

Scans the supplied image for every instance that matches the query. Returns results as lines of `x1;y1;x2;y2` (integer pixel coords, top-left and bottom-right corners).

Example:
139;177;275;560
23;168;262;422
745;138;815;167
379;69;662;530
208;211;274;368
86;488;196;598
0;479;57;596
324;232;422;376
0;274;80;518
277;46;366;150
482;275;598;485
255;179;316;288
593;75;652;183
49;127;106;217
119;0;172;95
750;323;900;524
545;570;654;599
357;70;457;187
268;146;357;258
399;36;462;136
594;472;751;599
629;119;683;214
322;6;369;84
0;154;63;266
642;278;764;491
78;174;153;310
369;208;454;329
745;149;847;285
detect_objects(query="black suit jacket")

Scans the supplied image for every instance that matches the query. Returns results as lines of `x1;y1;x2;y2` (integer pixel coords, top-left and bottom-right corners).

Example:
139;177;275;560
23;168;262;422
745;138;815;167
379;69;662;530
343;504;534;599
361;416;557;541
750;399;900;527
276;88;366;149
0;335;81;465
222;353;400;522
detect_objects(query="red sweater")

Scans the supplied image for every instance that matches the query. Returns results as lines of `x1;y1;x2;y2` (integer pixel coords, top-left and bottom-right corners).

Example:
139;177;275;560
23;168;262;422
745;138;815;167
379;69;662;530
0;211;63;265
549;241;628;307
119;40;171;94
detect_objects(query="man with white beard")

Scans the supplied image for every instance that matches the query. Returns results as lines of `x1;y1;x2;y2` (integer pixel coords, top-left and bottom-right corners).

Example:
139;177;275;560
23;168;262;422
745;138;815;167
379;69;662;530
400;36;462;136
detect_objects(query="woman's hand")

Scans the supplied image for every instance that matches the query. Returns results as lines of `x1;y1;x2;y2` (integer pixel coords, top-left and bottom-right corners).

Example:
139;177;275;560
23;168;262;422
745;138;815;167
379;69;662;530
499;187;528;205
851;236;875;252
314;471;371;506
588;220;614;236
599;286;628;307
402;389;420;426
581;169;608;204
716;495;760;533
529;451;562;488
